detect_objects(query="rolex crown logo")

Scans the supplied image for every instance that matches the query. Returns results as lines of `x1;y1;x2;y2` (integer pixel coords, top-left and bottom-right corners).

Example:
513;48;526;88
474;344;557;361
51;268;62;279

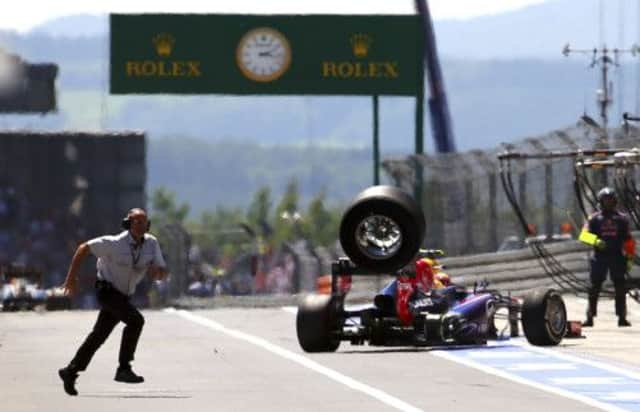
350;33;372;58
152;33;175;58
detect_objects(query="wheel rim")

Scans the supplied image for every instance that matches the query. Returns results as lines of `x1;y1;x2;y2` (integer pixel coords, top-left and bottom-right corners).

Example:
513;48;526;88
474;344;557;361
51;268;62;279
355;215;402;260
546;295;566;336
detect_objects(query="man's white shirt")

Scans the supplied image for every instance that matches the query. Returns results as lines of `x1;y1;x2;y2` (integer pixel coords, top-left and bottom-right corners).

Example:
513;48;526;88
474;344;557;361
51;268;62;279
87;231;166;296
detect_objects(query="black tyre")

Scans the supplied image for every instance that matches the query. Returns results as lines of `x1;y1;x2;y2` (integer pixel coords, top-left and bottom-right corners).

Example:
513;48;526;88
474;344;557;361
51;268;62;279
339;185;426;273
296;294;342;353
522;289;566;346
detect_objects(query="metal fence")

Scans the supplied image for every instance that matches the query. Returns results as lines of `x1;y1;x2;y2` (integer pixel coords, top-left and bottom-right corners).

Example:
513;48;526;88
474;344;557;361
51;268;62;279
382;122;640;256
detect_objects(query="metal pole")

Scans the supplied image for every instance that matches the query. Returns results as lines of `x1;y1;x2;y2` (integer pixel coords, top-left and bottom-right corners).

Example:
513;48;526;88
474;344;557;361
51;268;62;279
518;161;527;223
489;171;498;251
414;86;425;203
464;178;474;253
600;49;610;141
414;52;425;205
545;162;554;238
414;0;456;153
527;139;555;238
373;94;380;185
413;1;427;206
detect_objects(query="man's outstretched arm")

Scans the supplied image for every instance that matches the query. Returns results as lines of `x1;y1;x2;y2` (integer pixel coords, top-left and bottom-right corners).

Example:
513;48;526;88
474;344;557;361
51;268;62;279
61;243;91;296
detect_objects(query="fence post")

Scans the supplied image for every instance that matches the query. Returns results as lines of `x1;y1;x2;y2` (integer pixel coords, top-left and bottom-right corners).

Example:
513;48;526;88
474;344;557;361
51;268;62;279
488;171;498;251
158;223;190;299
464;178;474;253
518;159;527;220
545;162;554;237
426;179;445;250
471;150;499;252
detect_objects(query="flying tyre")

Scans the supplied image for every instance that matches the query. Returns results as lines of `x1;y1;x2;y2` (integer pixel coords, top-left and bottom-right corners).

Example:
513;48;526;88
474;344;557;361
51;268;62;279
296;294;342;353
521;289;567;346
339;185;426;273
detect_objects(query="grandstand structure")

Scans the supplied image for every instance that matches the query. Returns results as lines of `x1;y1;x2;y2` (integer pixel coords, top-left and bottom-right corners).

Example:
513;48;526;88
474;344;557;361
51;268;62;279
0;131;146;293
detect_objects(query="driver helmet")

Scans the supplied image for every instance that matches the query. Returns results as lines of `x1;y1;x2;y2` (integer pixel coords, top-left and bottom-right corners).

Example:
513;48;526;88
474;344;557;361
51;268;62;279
597;187;617;209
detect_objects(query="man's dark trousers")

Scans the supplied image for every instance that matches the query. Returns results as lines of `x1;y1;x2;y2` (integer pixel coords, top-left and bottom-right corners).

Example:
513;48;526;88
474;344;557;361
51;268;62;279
69;281;145;371
587;257;627;318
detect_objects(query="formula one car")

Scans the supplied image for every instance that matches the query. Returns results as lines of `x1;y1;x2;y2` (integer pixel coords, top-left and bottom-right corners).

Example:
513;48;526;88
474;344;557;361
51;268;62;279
1;274;71;312
296;185;567;352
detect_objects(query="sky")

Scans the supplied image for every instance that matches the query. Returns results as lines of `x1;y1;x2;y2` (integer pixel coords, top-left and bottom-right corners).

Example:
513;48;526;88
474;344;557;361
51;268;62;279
0;0;549;33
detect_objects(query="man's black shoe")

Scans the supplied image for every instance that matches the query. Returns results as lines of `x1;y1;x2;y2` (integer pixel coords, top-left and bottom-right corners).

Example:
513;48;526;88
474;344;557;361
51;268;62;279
618;318;632;327
115;367;144;383
582;317;594;327
58;367;78;396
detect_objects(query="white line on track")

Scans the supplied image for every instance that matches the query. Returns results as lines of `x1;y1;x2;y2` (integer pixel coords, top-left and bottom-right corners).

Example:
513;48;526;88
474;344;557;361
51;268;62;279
164;308;423;412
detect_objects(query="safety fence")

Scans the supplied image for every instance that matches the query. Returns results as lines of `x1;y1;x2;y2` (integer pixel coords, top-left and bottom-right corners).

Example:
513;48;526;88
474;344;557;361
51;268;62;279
170;237;599;308
382;123;640;257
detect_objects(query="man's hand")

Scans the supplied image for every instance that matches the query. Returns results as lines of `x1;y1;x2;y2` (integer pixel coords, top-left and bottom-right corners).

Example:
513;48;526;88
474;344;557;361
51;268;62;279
595;239;608;251
61;278;77;296
148;264;167;280
60;243;90;297
627;257;635;273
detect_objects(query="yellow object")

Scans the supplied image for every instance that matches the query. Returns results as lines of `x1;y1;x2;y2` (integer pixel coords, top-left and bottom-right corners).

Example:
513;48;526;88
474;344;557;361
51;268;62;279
578;229;599;246
434;272;450;288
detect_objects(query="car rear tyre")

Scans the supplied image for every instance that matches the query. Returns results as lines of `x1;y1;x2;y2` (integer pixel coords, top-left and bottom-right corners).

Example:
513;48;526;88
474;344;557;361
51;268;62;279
339;185;425;273
296;294;342;352
522;289;566;346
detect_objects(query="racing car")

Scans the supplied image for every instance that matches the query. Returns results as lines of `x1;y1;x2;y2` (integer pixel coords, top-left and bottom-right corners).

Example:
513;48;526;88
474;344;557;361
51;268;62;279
296;185;568;352
1;268;71;312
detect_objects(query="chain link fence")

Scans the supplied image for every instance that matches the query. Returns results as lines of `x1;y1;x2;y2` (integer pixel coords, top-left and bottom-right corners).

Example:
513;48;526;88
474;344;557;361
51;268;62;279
383;122;640;257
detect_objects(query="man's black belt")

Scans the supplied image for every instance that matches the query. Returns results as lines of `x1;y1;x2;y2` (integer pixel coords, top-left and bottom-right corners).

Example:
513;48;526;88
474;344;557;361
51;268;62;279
95;279;123;295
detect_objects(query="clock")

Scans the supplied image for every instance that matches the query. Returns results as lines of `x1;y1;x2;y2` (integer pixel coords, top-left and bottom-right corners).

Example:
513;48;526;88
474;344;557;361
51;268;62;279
236;27;291;82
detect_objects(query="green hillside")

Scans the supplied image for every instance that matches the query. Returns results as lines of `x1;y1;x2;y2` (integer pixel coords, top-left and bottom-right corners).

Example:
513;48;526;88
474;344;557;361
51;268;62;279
147;138;380;215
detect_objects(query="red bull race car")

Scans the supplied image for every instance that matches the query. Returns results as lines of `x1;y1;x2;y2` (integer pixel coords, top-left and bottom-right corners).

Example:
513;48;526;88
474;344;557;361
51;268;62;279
296;186;568;352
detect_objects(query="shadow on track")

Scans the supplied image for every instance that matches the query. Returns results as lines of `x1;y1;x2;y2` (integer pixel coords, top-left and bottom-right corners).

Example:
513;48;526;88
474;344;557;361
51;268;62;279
82;391;191;399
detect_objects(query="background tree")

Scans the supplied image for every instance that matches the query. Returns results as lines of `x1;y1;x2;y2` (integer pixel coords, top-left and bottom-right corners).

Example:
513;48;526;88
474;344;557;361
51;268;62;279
303;188;341;247
196;206;247;261
273;178;301;245
149;187;190;226
246;186;273;236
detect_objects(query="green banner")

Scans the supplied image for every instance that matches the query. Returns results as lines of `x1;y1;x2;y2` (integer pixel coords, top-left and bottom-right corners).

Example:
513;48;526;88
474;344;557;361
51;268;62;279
110;14;423;96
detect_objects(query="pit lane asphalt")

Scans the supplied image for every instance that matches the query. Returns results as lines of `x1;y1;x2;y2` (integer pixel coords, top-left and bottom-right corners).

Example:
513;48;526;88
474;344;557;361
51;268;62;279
0;294;638;412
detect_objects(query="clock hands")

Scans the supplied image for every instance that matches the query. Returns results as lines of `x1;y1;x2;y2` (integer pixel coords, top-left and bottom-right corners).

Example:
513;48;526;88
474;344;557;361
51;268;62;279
237;28;290;81
258;45;283;58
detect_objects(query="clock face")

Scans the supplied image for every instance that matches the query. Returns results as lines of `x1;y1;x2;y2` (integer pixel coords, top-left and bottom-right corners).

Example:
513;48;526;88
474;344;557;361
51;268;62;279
236;27;291;82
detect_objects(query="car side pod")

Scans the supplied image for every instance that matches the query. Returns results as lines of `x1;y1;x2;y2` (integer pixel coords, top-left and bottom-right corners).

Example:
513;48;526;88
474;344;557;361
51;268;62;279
339;185;426;274
521;289;567;346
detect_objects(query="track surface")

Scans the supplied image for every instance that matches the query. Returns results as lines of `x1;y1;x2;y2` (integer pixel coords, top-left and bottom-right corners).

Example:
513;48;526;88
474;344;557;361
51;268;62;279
1;295;639;412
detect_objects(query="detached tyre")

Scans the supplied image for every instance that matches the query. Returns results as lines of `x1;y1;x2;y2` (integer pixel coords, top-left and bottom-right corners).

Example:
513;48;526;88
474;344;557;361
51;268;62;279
339;185;426;273
522;289;566;346
296;294;341;353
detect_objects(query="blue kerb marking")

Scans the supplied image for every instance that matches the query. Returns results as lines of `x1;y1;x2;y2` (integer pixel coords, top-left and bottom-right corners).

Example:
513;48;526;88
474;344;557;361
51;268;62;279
433;340;640;411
